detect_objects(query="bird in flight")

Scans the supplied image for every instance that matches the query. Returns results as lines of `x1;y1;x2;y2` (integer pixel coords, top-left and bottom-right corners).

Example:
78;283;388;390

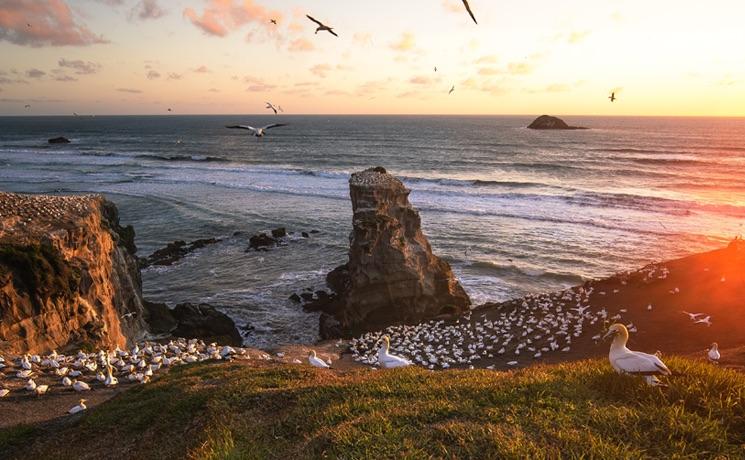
266;102;280;114
270;19;277;25
609;92;616;102
226;123;287;138
167;108;172;112
448;85;455;95
434;66;438;72
306;15;338;37
461;0;478;24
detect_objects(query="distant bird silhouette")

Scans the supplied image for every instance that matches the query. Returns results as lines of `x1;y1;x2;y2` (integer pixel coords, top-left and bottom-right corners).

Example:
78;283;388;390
226;123;287;137
27;23;32;28
270;19;277;25
265;102;279;114
448;85;455;95
24;104;30;109
306;15;338;37
609;92;616;102
461;0;478;24
167;108;172;112
434;66;438;72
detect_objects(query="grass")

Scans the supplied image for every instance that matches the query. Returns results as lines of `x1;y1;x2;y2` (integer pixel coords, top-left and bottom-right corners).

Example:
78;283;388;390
1;357;744;459
0;243;80;313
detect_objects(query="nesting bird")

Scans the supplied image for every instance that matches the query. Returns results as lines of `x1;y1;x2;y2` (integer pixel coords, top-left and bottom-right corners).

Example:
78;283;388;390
308;350;330;368
604;323;671;387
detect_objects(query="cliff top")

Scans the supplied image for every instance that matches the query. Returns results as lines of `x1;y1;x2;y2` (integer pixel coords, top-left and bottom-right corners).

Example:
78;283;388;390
0;191;101;244
349;167;408;192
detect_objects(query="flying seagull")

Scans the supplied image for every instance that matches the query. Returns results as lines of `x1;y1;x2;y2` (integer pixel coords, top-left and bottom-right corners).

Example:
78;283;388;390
167;108;172;112
434;66;437;72
306;15;338;37
226;123;287;137
461;0;478;24
609;92;616;102
448;85;455;95
266;102;279;114
270;19;277;25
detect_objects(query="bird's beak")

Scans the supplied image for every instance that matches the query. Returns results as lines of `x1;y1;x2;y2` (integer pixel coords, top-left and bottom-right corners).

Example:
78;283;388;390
602;329;616;340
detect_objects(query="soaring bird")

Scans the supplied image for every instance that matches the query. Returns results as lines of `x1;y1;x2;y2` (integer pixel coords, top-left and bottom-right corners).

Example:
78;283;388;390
308;350;330;368
265;102;279;114
708;343;720;363
434;66;438;72
377;336;412;368
448;85;455;95
225;123;287;137
461;0;478;24
270;19;277;25
604;323;671;386
306;15;338;37
609;92;616;102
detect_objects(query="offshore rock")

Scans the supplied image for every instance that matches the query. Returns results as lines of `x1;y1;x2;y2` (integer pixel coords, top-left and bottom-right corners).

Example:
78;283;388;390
321;167;470;338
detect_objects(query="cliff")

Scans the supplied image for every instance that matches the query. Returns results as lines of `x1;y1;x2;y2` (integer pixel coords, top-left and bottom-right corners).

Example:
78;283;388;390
321;167;470;337
0;192;148;354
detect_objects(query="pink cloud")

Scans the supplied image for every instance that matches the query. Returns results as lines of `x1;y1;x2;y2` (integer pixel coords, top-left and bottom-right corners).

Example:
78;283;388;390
131;0;166;21
310;64;331;78
288;38;314;52
0;0;108;47
183;0;282;38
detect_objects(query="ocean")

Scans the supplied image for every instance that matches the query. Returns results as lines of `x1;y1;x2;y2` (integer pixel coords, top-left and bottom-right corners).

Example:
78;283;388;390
1;115;743;348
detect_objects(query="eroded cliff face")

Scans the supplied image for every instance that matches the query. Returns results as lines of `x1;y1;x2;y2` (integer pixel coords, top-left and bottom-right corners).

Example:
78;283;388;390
0;192;148;354
321;167;470;337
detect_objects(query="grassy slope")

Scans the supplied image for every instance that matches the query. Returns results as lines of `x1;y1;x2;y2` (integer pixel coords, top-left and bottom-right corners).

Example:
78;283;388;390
2;358;744;460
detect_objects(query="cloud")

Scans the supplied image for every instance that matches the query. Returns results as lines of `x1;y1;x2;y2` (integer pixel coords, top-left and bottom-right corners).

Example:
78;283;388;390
55;74;77;82
507;62;533;75
130;0;166;21
478;67;501;76
0;75;28;84
0;0;108;47
355;78;392;97
58;58;100;74
167;72;182;80
117;88;142;93
26;68;45;78
441;0;462;14
567;30;590;44
207;87;219;92
288;38;314;52
353;32;372;46
475;55;498;64
390;32;415;52
146;70;160;80
192;65;211;73
183;0;282;38
243;75;275;92
310;64;331;78
409;75;437;85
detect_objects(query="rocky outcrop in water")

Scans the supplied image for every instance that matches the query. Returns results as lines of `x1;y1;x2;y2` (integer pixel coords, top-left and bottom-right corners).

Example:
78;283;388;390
527;115;587;130
139;237;221;268
48;136;71;144
320;167;471;338
0;192;148;354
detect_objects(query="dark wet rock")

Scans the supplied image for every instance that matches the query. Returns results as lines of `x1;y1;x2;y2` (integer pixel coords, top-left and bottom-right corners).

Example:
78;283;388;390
170;303;242;346
301;232;309;238
300;292;314;302
289;293;301;303
302;290;336;313
143;300;178;334
319;313;344;339
139;238;221;268
527;115;587;130
271;227;287;238
48;136;71;144
248;233;276;251
310;230;320;234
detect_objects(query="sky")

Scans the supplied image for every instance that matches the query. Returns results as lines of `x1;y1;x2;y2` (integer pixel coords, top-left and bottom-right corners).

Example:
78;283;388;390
0;0;744;116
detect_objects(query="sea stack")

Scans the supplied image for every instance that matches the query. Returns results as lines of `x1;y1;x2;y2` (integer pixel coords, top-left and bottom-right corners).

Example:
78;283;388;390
320;167;471;338
0;192;148;354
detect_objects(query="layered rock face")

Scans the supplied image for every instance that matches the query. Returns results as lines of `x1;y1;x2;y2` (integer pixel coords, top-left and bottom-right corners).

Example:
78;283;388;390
0;192;148;354
321;167;470;337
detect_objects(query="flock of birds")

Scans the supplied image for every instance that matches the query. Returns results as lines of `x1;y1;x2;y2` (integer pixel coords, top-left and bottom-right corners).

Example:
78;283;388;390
0;338;245;414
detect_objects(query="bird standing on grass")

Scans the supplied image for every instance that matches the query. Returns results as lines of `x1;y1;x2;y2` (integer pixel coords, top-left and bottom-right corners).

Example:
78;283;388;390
604;323;671;386
377;336;413;368
708;343;720;363
308;350;330;368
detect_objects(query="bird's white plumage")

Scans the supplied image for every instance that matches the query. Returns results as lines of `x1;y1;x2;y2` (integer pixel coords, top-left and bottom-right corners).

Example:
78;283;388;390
605;324;670;385
377;336;412;369
308;350;330;368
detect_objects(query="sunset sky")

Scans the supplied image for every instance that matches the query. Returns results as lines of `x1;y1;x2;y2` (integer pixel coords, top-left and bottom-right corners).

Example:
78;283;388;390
1;0;744;116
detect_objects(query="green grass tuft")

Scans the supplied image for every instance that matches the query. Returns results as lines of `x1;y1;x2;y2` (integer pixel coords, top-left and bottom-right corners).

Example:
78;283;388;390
2;357;744;459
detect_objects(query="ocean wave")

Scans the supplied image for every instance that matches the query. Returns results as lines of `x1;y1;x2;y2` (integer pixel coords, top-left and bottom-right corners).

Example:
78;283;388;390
134;153;226;163
469;260;586;284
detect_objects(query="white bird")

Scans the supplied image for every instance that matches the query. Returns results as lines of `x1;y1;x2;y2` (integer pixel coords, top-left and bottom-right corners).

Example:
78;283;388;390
0;389;9;398
72;380;91;392
265;102;280;115
308;350;330;368
377;336;412;368
682;311;706;321
694;316;712;327
708;343;720;363
34;385;49;395
62;376;72;386
604;323;671;386
68;399;87;415
25;379;37;391
306;15;338;37
225;123;287;138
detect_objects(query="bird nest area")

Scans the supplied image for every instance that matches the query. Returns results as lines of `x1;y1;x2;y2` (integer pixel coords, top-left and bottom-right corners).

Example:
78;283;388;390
0;192;99;242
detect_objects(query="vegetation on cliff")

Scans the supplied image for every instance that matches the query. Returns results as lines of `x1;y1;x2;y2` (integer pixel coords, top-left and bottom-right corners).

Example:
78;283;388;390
0;243;79;313
2;356;743;459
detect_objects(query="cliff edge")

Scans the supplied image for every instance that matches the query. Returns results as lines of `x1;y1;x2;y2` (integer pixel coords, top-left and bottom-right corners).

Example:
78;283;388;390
0;192;148;354
321;167;470;337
